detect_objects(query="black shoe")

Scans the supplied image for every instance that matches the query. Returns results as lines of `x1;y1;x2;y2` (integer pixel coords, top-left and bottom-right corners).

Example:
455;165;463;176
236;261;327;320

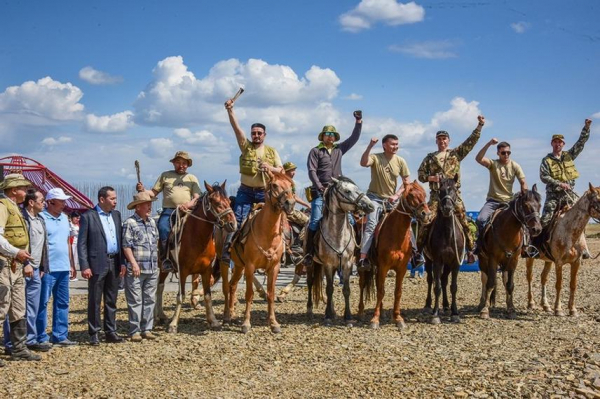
11;350;41;361
53;339;78;347
105;332;124;344
89;334;100;346
357;258;371;272
27;342;52;352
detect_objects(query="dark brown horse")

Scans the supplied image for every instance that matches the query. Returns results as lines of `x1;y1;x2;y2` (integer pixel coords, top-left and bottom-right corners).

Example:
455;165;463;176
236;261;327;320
423;175;464;324
155;181;236;333
358;181;432;329
477;186;542;319
226;171;295;333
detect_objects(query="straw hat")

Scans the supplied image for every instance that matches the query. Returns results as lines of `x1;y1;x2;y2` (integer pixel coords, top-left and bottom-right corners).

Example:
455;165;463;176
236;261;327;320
170;151;193;166
127;192;157;210
283;162;297;172
0;173;32;190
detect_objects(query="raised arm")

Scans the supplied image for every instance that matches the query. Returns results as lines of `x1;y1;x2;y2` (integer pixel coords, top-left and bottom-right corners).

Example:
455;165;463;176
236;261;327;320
224;99;247;149
475;137;497;168
339;111;363;154
568;118;592;160
454;115;485;161
360;138;378;167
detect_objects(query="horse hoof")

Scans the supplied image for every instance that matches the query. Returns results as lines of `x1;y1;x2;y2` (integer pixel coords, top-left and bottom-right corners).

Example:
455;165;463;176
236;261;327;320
570;309;579;317
276;296;285;303
527;303;537;311
210;323;222;331
345;321;354;328
241;325;251;334
396;321;406;330
555;309;566;317
323;319;333;327
167;325;178;334
422;306;433;315
370;322;379;329
480;311;489;320
430;317;441;325
543;305;552;313
271;325;281;334
507;311;517;320
451;315;461;324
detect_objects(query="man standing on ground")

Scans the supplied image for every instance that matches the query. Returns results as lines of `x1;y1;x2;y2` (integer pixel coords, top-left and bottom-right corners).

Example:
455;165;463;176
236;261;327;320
38;188;78;347
122;192;159;342
78;186;125;345
0;174;40;364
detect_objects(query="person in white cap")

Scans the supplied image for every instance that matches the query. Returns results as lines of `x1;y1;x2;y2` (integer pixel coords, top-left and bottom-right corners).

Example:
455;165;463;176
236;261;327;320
122;192;159;342
38;187;78;347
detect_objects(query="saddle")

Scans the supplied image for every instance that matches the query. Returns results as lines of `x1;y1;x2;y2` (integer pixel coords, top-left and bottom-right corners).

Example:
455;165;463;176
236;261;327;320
165;207;193;271
231;203;264;250
478;203;509;254
529;206;567;261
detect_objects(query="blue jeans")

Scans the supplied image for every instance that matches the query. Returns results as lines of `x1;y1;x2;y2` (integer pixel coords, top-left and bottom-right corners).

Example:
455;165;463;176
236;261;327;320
410;264;425;277
308;195;324;232
360;194;387;256
477;199;504;231
234;185;265;227
36;271;70;344
3;267;43;348
158;208;176;243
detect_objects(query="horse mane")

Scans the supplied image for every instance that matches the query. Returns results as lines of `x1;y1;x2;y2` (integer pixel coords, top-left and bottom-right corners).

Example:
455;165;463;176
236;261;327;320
271;171;294;185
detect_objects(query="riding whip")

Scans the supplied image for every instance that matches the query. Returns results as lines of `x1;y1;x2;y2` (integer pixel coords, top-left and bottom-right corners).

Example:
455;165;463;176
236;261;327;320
231;87;245;103
134;160;141;184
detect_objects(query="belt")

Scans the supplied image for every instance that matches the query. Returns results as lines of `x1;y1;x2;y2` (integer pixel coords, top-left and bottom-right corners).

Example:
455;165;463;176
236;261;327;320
107;253;118;259
240;184;265;192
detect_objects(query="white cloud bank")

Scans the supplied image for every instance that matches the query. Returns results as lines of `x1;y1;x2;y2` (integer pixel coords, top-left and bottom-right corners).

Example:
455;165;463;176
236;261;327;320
79;66;123;85
85;111;134;133
389;40;459;59
339;0;425;32
41;136;72;146
143;138;174;159
510;21;530;34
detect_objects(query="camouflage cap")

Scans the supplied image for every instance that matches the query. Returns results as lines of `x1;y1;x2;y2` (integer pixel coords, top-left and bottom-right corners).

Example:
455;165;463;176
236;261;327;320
318;125;340;142
283;162;297;172
0;173;32;190
551;134;565;143
170;151;193;166
436;130;450;139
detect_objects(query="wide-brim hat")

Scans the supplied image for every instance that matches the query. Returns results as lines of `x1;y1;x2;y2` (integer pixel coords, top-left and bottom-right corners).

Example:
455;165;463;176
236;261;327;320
551;134;565;143
283;161;297;172
0;173;32;190
127;192;158;210
170;151;193;166
318;125;340;142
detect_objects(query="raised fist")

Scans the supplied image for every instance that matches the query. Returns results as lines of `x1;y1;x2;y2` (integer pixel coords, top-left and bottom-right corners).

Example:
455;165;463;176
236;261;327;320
490;138;499;145
370;137;379;146
585;119;592;129
478;115;485;126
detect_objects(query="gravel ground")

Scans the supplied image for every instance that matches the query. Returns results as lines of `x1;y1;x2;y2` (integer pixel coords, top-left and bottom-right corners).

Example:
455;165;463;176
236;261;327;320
2;239;600;398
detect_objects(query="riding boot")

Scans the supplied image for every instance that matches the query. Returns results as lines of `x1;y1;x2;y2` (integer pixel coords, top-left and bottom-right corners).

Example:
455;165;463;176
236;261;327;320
409;230;424;268
10;319;41;361
357;257;371;272
303;228;316;267
159;240;173;273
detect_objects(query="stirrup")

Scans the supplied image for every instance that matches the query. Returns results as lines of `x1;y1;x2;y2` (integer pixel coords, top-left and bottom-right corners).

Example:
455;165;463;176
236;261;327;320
161;259;174;273
357;258;371;272
521;245;539;259
302;254;313;267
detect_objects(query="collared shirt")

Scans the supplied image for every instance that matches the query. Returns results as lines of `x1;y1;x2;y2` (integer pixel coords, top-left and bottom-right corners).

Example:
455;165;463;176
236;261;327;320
540;127;590;193
95;205;118;255
122;213;158;273
0;197;22;258
26;210;45;269
41;210;71;272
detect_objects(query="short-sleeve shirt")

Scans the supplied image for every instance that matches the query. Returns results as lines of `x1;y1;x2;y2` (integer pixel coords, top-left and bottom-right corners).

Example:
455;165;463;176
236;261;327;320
367;153;410;198
152;171;202;209
41;210;71;273
486;159;525;202
239;140;283;188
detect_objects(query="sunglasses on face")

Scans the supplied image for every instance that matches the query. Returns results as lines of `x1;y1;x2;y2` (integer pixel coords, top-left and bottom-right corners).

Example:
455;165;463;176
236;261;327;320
251;132;264;136
324;132;336;137
500;151;511;155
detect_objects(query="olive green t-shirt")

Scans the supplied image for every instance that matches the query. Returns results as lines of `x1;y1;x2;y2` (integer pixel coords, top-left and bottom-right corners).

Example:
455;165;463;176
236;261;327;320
486;159;525;202
152;171;201;209
367;153;410;198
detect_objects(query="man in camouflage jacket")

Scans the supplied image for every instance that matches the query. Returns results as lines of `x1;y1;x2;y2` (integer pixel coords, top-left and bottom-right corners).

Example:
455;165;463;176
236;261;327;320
417;115;485;263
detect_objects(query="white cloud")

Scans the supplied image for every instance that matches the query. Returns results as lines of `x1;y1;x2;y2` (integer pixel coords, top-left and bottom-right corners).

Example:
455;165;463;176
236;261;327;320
339;0;425;32
344;93;363;100
591;112;600;119
142;138;174;159
510;21;530;34
173;128;225;147
0;77;84;121
79;66;123;85
134;56;341;127
41;136;72;146
389;40;459;59
430;97;483;132
85;111;134;133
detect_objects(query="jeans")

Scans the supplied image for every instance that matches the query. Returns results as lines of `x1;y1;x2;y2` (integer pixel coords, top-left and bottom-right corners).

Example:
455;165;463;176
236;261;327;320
3;267;43;348
476;199;504;231
36;271;70;344
158;208;176;243
410;264;425;277
308;195;324;232
360;194;386;256
234;185;265;227
125;270;158;335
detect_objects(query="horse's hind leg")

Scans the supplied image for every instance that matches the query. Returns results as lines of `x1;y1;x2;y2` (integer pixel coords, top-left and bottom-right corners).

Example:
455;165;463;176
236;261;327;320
342;266;354;327
568;261;580;316
253;275;267;300
393;266;408;329
220;260;231;324
168;273;187;333
370;269;385;329
502;265;517;319
525;258;536;310
357;273;366;320
202;269;221;330
226;264;244;323
267;267;281;333
540;261;552;312
450;267;460;323
478;260;488;311
277;274;300;303
553;263;565;317
241;266;255;334
480;261;496;320
324;271;335;326
155;271;169;324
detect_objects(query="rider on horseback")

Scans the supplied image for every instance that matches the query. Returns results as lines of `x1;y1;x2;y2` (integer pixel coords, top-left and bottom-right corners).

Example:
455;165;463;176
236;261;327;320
474;138;528;254
416;115;486;264
136;151;201;272
536;118;593;258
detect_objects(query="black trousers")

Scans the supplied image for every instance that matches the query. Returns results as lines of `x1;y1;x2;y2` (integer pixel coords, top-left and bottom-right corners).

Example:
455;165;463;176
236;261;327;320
87;258;119;335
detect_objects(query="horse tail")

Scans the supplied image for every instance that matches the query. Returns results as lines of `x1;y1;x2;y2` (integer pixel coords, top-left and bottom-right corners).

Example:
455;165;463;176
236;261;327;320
363;266;375;303
211;258;221;284
312;262;324;306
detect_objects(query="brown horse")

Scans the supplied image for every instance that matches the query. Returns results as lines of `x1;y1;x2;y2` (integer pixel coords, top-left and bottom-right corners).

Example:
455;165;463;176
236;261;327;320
526;183;600;316
225;171;295;333
358;181;431;329
155;181;236;333
477;186;542;319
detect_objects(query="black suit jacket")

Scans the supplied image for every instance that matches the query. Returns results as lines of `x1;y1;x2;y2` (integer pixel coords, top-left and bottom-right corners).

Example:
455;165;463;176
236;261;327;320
78;207;123;274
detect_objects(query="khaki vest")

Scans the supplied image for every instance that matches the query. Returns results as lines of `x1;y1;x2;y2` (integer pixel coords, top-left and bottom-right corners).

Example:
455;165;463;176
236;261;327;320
546;153;579;182
0;198;29;251
239;144;278;176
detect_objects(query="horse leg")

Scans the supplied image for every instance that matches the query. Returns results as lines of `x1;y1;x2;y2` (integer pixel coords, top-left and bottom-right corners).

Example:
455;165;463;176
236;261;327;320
226;264;244;323
502;265;516;319
478;264;488;312
267;267;281;333
540;261;553;312
342;266;354;327
324;271;335;326
277;274;300;303
568;261;580;317
358;273;365;320
306;265;314;317
190;273;202;310
441;267;450;313
424;261;433;313
253;275;267;300
554;263;565;317
201;269;221;330
370;268;385;329
168;272;187;333
480;262;496;320
221;260;231;324
155;272;169;324
450;267;460;323
430;262;442;324
393;266;408;329
241;266;255;334
525;258;536;310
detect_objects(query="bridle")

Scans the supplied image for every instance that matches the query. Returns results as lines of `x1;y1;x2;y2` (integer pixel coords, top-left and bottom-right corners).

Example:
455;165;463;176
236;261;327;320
266;181;293;210
394;189;431;223
324;182;366;214
187;190;233;229
511;192;540;232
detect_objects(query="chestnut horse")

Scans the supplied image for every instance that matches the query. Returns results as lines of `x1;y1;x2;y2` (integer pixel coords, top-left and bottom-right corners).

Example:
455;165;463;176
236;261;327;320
423;175;465;324
477;186;542;319
526;183;600;316
358;181;432;329
155;181;236;333
226;171;295;333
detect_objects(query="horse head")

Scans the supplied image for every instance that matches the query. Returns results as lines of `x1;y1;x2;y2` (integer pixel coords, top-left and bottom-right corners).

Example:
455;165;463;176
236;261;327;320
203;180;237;233
401;180;433;224
265;171;296;215
587;183;600;219
329;176;375;214
438;175;459;217
514;184;542;237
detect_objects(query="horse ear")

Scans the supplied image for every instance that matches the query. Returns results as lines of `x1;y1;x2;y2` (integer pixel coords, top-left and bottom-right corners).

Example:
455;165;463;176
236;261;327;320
331;177;339;184
221;179;227;191
590;182;594;192
204;181;213;192
453;174;459;183
532;184;537;193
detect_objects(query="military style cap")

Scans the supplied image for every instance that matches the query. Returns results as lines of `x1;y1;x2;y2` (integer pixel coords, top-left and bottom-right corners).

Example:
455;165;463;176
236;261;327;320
0;173;32;190
127;191;158;210
436;130;450;139
170;151;193;166
318;125;340;142
551;134;565;143
283;162;297;172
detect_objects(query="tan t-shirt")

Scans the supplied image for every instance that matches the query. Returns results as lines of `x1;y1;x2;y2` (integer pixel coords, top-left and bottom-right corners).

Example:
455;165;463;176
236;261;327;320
486;159;525;202
152;171;201;209
367;153;410;198
239;141;283;188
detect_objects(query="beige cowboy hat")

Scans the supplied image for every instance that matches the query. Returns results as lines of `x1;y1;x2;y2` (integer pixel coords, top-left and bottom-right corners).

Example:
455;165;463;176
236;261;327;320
170;150;193;167
0;173;32;190
127;191;158;210
283;161;297;172
318;125;340;142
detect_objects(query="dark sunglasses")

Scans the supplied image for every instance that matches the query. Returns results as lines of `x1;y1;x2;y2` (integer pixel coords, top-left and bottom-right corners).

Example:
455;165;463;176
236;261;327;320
251;131;264;136
500;151;511;155
324;132;336;137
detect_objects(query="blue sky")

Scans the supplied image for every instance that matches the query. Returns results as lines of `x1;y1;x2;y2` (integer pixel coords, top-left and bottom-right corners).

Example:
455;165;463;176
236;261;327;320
1;0;599;210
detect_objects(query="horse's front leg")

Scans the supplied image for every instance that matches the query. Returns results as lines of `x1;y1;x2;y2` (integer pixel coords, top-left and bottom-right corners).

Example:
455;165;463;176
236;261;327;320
226;264;244;324
190;273;202;310
480;260;496;320
503;263;517;319
525;258;536;310
370;266;385;329
167;273;187;333
540;261;553;312
324;270;335;326
306;265;314;317
424;260;433;313
441;266;450;313
553;263;565;316
220;260;231;323
449;267;460;323
155;272;169;324
393;265;408;329
201;269;221;330
342;264;354;327
568;260;581;316
431;262;442;324
267;264;281;333
241;265;255;334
